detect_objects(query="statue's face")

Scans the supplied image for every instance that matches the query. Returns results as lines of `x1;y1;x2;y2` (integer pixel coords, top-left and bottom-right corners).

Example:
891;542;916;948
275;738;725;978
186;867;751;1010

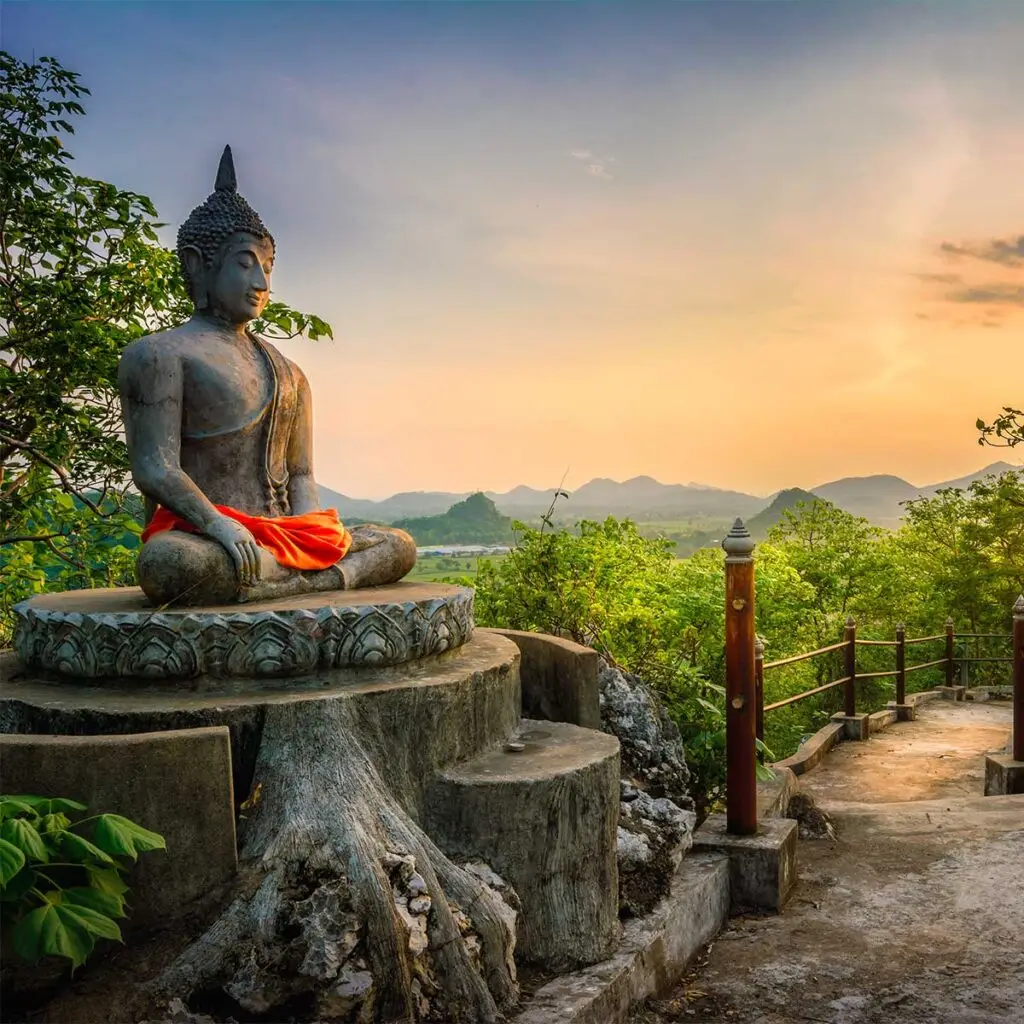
207;233;275;323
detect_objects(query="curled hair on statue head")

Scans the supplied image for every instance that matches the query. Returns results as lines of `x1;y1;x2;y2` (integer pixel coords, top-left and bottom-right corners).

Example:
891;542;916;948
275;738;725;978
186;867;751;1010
176;145;275;306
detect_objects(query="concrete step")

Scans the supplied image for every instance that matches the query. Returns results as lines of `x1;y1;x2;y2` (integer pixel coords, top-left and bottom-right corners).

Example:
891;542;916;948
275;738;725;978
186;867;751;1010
425;718;620;971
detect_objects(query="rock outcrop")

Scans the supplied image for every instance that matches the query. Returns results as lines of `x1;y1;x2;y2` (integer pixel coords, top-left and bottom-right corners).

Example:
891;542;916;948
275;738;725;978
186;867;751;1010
597;660;697;916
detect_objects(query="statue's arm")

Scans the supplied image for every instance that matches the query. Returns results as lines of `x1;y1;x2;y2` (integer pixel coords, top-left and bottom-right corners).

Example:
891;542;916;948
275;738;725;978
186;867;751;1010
286;368;322;515
118;342;224;531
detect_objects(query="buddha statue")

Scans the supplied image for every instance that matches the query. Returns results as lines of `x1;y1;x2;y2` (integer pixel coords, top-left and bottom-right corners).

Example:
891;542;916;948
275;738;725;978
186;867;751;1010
118;146;416;607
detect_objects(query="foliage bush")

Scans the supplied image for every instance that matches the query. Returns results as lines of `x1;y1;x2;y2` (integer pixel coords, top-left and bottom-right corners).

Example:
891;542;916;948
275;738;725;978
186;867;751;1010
0;795;165;970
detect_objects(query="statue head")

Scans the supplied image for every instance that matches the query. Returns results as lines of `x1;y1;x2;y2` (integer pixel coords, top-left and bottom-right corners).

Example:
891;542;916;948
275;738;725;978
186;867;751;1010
176;146;276;323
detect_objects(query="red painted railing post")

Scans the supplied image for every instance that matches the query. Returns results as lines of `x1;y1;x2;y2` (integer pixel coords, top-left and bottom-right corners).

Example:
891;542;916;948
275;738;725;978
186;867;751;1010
723;519;757;836
844;617;857;717
1013;595;1024;763
754;635;765;749
895;622;906;706
945;617;955;687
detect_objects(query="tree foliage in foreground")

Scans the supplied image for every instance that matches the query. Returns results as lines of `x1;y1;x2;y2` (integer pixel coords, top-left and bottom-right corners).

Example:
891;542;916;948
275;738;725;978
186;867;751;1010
0;54;332;641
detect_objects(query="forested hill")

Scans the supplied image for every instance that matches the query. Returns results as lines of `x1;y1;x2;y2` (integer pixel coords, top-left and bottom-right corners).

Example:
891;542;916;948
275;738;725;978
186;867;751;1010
391;493;514;545
745;488;819;539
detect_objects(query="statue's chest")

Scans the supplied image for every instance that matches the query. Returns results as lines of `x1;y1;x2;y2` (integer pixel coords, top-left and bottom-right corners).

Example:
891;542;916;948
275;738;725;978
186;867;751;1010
181;347;272;437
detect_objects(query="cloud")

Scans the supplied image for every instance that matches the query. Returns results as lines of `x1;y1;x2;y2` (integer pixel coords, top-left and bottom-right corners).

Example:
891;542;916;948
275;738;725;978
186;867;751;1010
568;148;615;181
915;272;962;285
939;235;1024;267
946;283;1024;306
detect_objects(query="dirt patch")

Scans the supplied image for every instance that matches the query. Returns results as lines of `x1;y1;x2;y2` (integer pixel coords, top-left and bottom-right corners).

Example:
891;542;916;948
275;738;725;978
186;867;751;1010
632;701;1023;1024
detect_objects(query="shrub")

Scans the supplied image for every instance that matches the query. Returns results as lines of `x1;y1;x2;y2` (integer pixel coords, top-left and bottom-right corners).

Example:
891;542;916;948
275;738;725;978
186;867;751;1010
0;795;165;970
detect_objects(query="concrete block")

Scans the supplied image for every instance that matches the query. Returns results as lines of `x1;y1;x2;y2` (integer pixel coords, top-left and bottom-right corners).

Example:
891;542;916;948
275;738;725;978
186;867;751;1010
831;711;870;741
482;628;600;729
0;727;237;929
757;766;798;818
964;689;990;702
984;753;1024;796
869;709;898;733
691;816;798;913
887;701;917;722
774;722;844;777
512;852;729;1024
934;685;966;701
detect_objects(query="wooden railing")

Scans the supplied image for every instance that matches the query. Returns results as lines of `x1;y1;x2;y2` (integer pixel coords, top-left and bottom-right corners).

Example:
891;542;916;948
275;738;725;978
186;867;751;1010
755;618;1013;736
721;517;1024;836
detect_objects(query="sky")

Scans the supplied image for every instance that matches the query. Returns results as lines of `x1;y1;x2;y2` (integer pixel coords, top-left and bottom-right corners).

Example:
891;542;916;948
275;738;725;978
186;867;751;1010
4;1;1023;499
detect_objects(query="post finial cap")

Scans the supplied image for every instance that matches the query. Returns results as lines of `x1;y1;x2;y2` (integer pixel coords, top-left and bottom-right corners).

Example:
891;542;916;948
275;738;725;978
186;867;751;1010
946;616;955;628
754;635;765;656
1014;594;1024;617
722;518;755;559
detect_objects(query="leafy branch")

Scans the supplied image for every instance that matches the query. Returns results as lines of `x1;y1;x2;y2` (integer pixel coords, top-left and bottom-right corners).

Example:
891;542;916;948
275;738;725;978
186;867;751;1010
0;794;165;971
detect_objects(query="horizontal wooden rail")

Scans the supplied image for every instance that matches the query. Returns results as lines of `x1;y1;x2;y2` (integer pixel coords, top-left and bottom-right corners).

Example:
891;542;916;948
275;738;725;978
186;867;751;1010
856;638;899;647
961;656;1013;664
904;658;947;674
955;632;1012;639
763;676;850;712
904;634;946;645
855;669;900;681
763;640;846;670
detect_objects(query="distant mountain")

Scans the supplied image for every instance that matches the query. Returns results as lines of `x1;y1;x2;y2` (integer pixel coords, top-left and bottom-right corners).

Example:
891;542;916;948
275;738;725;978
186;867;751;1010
809;461;1017;524
392;493;513;546
919;461;1018;496
318;461;1019;528
745;488;819;539
320;477;763;523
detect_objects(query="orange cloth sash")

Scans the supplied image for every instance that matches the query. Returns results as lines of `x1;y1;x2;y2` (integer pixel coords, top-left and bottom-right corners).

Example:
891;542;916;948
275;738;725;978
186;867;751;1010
142;505;352;571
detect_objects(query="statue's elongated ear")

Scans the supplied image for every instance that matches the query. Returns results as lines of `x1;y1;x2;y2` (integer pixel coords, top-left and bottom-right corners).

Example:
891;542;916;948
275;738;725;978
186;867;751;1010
180;246;208;309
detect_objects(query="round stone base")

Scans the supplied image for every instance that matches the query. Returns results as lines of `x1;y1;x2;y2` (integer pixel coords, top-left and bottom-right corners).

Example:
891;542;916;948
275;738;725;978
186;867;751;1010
13;582;473;682
1;631;521;815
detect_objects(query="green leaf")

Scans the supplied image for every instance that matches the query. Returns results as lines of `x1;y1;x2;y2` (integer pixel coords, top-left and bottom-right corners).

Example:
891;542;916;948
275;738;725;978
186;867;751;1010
0;795;86;815
61;831;115;866
62;886;125;919
91;815;165;861
1;817;50;863
0;837;27;886
11;899;122;969
0;798;40;820
84;865;129;898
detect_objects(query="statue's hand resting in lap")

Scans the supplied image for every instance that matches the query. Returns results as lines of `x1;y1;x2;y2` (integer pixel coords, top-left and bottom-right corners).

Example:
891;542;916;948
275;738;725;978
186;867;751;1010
206;515;262;586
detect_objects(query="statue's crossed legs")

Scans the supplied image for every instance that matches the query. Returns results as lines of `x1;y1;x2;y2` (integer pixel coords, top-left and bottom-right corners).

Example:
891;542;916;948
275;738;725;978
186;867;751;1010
137;524;417;607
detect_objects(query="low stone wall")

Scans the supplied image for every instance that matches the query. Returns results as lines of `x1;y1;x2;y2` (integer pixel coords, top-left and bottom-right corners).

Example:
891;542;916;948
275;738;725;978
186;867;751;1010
773;687;948;777
0;727;237;929
482;627;601;728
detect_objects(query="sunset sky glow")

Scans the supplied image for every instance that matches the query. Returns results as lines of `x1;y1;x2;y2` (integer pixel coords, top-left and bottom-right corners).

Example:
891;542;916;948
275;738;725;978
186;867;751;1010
4;0;1023;498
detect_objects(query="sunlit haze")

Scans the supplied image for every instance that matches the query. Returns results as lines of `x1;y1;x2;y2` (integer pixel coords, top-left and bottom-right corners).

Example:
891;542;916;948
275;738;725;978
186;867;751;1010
5;1;1023;498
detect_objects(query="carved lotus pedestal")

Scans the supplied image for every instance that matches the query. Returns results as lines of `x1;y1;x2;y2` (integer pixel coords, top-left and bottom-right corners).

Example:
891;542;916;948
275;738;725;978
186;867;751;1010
1;582;621;1023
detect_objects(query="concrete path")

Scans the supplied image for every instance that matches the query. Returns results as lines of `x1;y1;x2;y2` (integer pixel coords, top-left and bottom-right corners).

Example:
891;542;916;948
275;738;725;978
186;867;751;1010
632;698;1022;1024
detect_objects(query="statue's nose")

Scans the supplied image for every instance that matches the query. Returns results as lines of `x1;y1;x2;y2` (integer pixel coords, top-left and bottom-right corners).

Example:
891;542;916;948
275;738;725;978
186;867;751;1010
252;265;269;291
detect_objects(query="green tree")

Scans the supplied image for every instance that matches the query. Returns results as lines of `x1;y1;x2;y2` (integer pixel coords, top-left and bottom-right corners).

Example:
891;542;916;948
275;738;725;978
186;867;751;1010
0;54;332;641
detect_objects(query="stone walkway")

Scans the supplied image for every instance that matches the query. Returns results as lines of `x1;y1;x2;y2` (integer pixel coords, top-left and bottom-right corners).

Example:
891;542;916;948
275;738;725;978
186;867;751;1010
632;698;1023;1024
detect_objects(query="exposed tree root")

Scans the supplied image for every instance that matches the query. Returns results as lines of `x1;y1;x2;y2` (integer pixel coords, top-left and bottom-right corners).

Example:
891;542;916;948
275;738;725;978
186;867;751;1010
149;698;519;1022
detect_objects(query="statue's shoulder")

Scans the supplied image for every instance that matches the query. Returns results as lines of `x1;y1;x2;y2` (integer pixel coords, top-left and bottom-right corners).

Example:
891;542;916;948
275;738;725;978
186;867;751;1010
119;326;192;378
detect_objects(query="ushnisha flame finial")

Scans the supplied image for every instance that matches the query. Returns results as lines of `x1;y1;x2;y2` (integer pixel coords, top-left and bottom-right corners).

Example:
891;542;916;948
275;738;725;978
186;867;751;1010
214;144;237;193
